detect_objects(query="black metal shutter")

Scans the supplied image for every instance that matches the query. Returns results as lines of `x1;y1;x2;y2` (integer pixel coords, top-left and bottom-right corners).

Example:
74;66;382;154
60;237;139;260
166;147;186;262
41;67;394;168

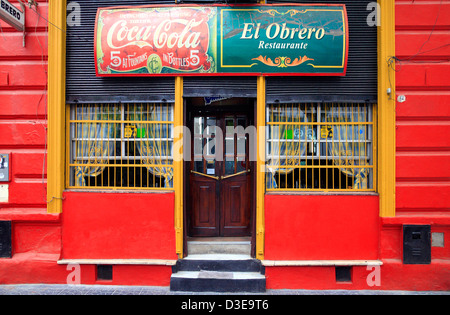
265;0;378;104
181;3;258;97
183;77;257;98
66;1;377;103
66;1;259;103
66;1;176;104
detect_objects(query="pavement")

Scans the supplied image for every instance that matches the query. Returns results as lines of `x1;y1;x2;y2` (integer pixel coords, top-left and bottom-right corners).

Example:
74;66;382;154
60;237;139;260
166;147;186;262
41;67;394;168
0;284;448;295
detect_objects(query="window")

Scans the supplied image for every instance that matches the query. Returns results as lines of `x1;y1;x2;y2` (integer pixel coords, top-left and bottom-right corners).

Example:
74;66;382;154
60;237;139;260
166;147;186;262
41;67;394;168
266;103;376;192
67;103;174;189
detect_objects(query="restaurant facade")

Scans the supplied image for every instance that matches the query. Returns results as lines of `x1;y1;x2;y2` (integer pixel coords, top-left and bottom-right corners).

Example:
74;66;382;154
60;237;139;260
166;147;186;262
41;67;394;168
0;0;449;291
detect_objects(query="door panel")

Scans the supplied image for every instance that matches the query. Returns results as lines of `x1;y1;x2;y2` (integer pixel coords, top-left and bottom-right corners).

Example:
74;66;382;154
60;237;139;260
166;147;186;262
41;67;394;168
189;115;220;236
190;175;219;237
189;110;252;237
221;175;251;236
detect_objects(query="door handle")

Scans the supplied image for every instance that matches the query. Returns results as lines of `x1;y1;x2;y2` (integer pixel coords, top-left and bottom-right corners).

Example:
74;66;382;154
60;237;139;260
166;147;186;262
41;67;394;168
220;169;250;180
190;170;219;180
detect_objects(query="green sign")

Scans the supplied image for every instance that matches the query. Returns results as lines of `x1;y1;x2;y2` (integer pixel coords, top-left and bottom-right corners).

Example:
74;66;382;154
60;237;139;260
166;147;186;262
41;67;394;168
96;4;348;77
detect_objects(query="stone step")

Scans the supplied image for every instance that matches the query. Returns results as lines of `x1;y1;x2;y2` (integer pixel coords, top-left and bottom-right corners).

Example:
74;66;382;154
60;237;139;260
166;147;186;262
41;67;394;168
170;271;266;293
174;256;264;273
187;237;251;255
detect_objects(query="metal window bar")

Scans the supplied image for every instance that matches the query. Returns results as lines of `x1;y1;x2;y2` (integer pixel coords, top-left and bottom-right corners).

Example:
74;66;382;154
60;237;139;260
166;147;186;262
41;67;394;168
266;103;375;192
67;103;174;190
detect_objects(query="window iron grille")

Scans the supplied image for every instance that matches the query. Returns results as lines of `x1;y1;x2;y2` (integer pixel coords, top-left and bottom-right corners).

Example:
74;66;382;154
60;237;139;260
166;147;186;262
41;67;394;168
266;102;376;192
67;103;174;190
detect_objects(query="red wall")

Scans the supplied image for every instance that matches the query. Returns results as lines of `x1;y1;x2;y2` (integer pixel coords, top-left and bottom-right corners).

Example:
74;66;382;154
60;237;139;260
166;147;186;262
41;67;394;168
62;191;177;260
267;0;450;290
265;1;450;290
0;1;66;284
1;0;449;290
265;194;379;261
395;1;450;214
389;0;450;288
0;2;177;285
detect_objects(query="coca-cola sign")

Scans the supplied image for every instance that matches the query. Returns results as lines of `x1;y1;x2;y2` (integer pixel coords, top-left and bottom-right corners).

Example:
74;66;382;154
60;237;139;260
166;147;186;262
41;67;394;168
95;4;348;76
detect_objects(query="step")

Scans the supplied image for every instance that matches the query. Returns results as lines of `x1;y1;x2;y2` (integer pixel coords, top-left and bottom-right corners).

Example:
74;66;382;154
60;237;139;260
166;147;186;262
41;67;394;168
187;237;251;255
174;256;264;273
170;271;266;293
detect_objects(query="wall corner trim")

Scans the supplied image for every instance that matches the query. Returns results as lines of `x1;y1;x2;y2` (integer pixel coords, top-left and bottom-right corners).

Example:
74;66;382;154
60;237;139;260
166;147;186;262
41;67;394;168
256;76;266;260
174;76;184;258
378;0;396;218
47;0;67;214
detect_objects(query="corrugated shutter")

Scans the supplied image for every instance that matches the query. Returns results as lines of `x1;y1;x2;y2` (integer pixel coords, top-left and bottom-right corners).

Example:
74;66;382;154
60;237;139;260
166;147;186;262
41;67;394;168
66;1;377;103
180;3;258;97
66;0;176;104
183;77;257;98
265;0;378;104
66;1;259;103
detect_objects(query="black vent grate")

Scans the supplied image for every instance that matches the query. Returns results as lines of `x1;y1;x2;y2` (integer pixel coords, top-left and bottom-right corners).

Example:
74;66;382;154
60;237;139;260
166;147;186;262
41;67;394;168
97;265;113;281
0;221;12;258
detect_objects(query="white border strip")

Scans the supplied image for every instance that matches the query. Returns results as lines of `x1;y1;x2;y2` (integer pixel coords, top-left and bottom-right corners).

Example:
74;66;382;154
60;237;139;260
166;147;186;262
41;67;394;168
57;259;177;266
262;260;383;267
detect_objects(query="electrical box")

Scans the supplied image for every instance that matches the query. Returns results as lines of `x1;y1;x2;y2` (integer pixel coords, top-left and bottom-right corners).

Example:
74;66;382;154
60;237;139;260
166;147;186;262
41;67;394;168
403;225;431;265
0;154;10;182
0;221;12;258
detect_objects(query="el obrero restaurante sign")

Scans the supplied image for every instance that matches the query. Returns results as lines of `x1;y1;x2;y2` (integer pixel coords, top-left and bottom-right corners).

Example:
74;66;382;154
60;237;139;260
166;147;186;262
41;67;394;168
95;4;348;76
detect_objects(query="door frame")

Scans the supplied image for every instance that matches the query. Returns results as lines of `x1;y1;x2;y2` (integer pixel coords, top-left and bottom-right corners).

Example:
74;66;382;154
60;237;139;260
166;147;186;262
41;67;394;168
182;98;257;257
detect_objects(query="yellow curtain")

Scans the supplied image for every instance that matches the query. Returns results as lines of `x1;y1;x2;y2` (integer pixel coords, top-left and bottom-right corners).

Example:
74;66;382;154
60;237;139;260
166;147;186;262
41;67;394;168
326;103;368;189
266;104;308;189
74;105;114;186
135;104;174;188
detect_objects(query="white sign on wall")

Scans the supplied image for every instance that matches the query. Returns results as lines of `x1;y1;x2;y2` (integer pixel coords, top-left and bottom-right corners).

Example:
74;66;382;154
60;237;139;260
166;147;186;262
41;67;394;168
0;0;24;31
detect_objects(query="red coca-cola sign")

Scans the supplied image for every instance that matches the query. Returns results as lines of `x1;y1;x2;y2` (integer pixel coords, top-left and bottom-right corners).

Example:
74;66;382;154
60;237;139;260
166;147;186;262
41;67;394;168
95;6;216;76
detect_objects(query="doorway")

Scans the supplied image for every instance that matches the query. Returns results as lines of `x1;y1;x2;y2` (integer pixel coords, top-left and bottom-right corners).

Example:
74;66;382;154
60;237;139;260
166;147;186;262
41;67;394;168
185;98;255;239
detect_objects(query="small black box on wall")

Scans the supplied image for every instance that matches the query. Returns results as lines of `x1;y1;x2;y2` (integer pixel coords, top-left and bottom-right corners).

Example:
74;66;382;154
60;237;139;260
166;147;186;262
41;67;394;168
0;221;12;258
403;225;431;265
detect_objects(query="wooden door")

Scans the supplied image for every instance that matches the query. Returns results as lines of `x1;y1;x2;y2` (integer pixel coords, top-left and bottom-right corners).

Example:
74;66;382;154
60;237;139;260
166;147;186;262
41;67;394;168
189;112;252;237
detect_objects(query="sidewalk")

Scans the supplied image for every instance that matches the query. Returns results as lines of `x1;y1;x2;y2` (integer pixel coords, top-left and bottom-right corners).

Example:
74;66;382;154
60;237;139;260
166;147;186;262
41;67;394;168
0;284;448;295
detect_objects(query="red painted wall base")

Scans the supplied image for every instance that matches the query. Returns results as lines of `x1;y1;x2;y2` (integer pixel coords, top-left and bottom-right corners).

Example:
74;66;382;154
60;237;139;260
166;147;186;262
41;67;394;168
61;191;178;260
265;194;380;260
265;260;450;291
0;253;67;285
0;253;172;286
73;264;172;286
